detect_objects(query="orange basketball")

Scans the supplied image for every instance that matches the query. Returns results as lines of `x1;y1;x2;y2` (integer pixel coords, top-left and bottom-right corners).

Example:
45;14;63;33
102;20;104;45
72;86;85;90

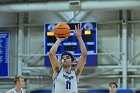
54;22;70;38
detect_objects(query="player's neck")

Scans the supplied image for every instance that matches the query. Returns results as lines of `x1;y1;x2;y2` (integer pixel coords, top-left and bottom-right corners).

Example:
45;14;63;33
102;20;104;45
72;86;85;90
110;91;116;93
63;66;71;73
15;85;22;92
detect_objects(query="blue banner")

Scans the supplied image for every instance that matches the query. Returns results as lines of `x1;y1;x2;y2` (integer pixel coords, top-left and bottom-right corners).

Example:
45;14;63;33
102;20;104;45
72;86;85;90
0;32;9;77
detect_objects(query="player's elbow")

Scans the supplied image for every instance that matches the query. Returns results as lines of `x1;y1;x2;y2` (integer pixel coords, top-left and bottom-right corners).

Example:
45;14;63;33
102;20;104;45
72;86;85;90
82;50;87;57
49;51;55;56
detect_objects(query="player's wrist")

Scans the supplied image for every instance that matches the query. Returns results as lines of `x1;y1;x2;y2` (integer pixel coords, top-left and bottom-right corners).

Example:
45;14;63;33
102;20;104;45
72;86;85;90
55;40;62;45
76;36;82;40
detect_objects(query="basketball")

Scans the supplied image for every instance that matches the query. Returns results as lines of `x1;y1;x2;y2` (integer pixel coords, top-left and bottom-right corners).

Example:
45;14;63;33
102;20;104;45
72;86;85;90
54;22;70;38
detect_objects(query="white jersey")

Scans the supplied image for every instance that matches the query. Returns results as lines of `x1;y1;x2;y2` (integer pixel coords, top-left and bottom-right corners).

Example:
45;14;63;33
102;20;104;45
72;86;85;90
52;68;78;93
11;88;25;93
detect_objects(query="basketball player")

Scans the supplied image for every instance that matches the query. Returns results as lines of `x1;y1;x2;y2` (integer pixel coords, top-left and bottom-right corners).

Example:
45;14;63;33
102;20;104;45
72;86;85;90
49;24;87;93
6;75;26;93
109;82;118;93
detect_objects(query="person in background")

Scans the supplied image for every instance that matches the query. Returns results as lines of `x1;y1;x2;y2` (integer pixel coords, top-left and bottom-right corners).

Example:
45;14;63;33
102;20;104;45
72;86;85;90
109;82;118;93
6;75;26;93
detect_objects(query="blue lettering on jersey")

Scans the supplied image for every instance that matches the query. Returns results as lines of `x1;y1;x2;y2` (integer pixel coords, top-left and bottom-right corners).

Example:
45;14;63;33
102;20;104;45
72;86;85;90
63;74;74;80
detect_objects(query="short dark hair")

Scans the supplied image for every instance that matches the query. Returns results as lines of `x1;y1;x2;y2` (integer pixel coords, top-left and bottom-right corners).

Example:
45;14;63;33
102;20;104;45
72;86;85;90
109;82;118;88
14;75;24;84
61;52;74;62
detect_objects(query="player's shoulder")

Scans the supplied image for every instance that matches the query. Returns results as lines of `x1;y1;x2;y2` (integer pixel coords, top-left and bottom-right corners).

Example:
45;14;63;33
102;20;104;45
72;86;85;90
21;88;26;93
6;90;13;93
24;89;27;93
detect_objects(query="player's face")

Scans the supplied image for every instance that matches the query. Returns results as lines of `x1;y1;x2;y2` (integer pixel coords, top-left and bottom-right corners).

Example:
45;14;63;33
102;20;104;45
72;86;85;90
17;78;25;88
61;55;72;68
109;84;117;93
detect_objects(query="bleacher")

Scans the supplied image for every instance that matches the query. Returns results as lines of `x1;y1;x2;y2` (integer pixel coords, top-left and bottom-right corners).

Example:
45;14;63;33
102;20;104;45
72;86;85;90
31;89;138;93
88;89;134;93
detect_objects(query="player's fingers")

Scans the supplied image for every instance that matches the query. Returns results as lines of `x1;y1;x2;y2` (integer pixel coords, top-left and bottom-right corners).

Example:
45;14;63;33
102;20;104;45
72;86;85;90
75;25;77;30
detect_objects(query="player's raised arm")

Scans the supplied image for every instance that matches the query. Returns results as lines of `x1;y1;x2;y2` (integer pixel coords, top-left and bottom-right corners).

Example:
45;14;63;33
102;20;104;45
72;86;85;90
49;38;66;73
74;24;87;77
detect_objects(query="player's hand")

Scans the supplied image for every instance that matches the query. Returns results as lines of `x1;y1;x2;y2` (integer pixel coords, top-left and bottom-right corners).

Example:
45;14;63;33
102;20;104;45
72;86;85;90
56;37;67;42
74;24;82;38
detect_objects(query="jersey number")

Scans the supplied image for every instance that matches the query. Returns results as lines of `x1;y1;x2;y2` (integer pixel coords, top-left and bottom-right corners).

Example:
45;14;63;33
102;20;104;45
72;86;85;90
66;81;71;89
